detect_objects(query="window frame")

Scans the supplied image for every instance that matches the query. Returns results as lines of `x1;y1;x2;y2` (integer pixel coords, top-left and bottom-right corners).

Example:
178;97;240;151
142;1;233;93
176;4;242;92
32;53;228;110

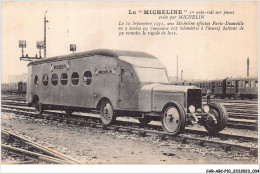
51;73;59;86
42;74;48;86
83;71;93;85
71;72;80;85
61;73;68;86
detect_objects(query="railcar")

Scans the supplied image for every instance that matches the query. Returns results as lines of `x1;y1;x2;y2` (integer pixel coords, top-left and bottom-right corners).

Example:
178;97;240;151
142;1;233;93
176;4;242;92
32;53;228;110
226;77;258;99
213;78;228;98
26;49;228;135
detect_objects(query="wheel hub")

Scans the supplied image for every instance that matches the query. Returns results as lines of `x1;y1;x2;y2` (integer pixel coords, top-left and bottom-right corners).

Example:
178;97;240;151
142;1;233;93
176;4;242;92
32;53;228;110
206;109;219;127
104;103;112;120
163;107;180;133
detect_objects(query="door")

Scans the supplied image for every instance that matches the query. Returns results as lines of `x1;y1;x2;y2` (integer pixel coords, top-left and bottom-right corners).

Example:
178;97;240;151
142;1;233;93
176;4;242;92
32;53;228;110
119;67;138;109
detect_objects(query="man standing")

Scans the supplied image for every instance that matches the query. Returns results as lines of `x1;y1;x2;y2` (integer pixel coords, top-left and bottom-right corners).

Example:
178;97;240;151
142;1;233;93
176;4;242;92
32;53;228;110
206;88;211;104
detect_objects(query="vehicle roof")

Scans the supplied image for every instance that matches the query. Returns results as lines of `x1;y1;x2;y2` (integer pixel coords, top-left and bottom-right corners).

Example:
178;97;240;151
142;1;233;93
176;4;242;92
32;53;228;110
213;79;226;82
186;80;213;83
28;49;157;66
227;77;258;81
119;56;165;68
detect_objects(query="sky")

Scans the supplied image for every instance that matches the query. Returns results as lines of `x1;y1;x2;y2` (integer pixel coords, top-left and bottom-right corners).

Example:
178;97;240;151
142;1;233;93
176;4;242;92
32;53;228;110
1;1;258;83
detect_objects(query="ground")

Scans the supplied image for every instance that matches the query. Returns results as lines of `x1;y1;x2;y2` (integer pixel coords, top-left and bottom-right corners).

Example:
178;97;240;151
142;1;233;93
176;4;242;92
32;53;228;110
1;112;258;164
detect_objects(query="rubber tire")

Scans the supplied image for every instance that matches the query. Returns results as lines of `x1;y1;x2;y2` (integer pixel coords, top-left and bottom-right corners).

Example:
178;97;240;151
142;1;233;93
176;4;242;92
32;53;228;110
35;100;44;115
203;102;228;134
161;102;186;135
138;117;152;126
100;100;116;125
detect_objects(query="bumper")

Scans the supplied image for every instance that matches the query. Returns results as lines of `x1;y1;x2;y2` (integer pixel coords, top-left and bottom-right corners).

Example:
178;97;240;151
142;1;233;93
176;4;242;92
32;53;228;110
186;112;216;125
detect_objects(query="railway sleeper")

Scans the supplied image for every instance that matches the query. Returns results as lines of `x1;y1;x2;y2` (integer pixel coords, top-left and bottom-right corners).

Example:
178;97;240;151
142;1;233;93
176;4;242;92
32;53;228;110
249;149;258;157
160;134;167;141
138;131;146;137
221;144;231;152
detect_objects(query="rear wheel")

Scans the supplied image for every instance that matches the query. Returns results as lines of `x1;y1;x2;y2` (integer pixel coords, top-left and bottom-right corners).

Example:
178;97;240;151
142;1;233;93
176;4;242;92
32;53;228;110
161;102;186;135
100;100;116;125
35;100;44;115
203;102;228;134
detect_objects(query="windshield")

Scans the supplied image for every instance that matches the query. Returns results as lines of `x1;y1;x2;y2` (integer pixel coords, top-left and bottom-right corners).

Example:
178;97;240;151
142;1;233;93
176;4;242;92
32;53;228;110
135;67;169;83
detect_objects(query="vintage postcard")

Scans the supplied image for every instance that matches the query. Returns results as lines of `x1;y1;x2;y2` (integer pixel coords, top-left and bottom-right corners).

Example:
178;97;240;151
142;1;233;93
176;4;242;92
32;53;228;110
1;1;258;173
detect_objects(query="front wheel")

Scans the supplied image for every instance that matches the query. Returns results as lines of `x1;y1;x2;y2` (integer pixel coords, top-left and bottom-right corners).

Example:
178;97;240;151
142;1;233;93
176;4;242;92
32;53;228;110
203;102;228;134
35;100;44;115
100;100;116;125
161;102;186;135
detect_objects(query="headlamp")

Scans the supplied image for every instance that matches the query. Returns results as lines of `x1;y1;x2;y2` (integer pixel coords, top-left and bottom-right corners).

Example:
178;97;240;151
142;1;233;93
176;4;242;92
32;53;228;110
203;105;210;113
188;105;195;113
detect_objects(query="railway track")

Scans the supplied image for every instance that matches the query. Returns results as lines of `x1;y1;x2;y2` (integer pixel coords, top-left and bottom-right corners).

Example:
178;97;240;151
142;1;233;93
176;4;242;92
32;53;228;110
2;102;257;130
1;129;79;164
202;97;258;103
1;105;258;157
1;104;258;142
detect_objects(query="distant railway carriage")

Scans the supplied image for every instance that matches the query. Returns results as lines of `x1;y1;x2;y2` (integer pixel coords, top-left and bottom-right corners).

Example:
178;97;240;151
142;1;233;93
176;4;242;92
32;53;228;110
226;77;258;99
194;80;214;96
27;49;228;135
1;82;26;95
172;80;215;96
214;78;228;98
1;83;18;94
172;77;258;99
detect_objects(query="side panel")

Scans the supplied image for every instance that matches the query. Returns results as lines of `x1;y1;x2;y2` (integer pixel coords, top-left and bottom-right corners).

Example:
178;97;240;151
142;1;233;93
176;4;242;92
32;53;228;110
68;58;93;107
30;64;51;104
26;66;32;103
92;56;119;109
153;92;185;112
138;87;152;112
29;56;118;109
118;62;138;109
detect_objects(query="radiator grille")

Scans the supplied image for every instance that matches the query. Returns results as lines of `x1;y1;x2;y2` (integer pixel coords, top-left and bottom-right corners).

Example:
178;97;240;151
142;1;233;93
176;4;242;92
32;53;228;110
187;89;202;112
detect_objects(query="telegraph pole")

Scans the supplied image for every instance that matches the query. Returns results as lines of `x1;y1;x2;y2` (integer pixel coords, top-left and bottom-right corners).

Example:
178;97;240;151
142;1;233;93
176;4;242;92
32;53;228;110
181;70;183;81
176;55;178;81
44;10;48;58
247;57;249;77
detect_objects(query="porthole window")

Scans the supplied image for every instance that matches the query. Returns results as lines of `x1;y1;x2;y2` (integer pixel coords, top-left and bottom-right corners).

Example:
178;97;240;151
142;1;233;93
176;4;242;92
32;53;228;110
71;72;79;85
42;74;48;86
51;74;58;86
245;81;249;87
83;71;92;85
34;75;39;85
61;73;68;85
